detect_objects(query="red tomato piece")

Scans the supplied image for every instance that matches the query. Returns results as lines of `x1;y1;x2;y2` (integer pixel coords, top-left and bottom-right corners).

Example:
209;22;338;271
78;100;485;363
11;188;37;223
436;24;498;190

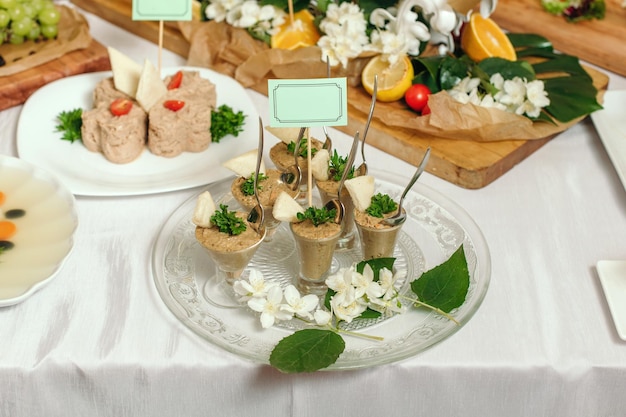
167;71;183;90
110;98;133;116
404;84;431;113
164;100;185;112
421;103;431;116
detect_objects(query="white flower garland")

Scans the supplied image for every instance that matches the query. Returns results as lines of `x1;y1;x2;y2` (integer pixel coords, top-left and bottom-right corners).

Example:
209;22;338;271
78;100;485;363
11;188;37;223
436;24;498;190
448;73;551;118
233;263;408;329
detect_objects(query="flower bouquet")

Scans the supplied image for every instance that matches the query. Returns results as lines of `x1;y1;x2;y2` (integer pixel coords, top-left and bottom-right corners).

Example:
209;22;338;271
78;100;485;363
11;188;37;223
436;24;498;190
180;0;603;146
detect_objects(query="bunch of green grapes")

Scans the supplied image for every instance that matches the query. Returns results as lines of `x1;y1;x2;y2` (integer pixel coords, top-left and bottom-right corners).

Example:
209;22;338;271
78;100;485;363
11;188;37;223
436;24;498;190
0;0;61;45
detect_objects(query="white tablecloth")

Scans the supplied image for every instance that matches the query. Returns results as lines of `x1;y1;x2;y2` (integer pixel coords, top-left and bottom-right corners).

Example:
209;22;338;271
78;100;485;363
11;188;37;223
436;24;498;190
1;4;625;416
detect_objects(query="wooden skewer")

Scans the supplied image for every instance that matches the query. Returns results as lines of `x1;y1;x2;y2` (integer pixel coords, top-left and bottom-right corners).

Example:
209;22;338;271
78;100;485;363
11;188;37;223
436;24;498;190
158;20;164;74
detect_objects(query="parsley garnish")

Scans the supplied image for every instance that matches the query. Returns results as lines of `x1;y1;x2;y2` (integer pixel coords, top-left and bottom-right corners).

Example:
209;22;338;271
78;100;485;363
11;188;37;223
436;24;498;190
210;204;247;235
55;108;83;143
328;150;355;181
241;173;268;196
366;193;398;218
296;206;337;227
287;139;318;158
210;104;246;143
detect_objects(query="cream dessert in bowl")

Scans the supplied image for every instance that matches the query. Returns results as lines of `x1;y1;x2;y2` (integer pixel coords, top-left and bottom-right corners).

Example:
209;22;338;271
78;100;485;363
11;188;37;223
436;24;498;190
224;150;299;241
311;148;359;250
193;191;265;285
273;192;342;295
345;175;405;260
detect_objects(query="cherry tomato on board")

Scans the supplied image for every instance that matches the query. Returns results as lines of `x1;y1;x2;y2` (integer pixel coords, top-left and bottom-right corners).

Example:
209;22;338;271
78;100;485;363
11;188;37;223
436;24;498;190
167;71;183;90
404;84;431;113
110;98;133;116
164;100;185;112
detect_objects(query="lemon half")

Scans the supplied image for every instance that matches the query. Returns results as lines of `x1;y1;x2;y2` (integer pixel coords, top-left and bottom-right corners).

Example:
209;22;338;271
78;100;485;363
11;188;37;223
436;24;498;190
361;55;414;102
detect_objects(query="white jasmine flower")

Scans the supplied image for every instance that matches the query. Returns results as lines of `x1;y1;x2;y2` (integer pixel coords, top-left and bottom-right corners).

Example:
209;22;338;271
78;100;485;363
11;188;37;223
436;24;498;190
205;0;244;22
233;270;275;302
313;309;332;326
281;285;319;320
352;264;384;300
378;267;405;300
490;73;505;90
330;288;367;323
318;2;369;68
498;77;526;107
247;286;293;328
369;295;405;317
525;79;550;109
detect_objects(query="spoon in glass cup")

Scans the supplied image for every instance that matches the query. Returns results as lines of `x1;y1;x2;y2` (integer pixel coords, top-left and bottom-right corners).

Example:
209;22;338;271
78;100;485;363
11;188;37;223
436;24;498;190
280;127;305;191
383;147;431;227
324;131;360;224
355;75;377;177
247;118;266;236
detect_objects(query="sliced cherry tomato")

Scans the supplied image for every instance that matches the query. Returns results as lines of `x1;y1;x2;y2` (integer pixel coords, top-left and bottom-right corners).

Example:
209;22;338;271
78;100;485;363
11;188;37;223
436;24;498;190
167;71;183;90
421;103;431;116
404;84;431;113
164;100;185;112
110;98;133;116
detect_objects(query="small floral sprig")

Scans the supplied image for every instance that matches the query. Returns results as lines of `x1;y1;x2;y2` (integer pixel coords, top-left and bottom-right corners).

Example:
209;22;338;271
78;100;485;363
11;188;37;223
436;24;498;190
241;172;268;196
200;0;460;68
296;206;337;226
448;73;550;118
233;247;470;373
211;204;247;235
366;193;398;218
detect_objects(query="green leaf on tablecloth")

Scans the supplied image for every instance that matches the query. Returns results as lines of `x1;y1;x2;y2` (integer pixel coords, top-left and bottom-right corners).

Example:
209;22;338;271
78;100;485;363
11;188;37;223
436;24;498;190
270;329;345;373
411;245;470;313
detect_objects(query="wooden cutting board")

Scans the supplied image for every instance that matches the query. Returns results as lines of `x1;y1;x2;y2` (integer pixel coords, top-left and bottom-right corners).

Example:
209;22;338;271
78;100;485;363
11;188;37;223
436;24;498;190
69;0;610;188
0;39;111;111
491;0;626;77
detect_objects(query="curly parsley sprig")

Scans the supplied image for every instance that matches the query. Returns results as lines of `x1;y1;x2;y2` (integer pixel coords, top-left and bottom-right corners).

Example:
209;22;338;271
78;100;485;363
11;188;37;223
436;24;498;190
366;193;398;218
296;206;337;227
55;108;83;143
329;150;355;182
287;139;318;159
210;204;247;235
211;104;246;143
241;173;268;196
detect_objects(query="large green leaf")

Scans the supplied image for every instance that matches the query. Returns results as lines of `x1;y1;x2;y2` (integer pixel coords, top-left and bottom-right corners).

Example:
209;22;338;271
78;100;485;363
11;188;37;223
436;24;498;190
269;329;345;373
478;57;536;81
411;245;470;313
507;33;553;50
543;75;603;122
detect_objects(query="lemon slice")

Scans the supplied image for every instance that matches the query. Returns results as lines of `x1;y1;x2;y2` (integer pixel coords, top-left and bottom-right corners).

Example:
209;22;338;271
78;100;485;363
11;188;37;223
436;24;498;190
361;55;414;102
461;13;517;62
270;10;321;50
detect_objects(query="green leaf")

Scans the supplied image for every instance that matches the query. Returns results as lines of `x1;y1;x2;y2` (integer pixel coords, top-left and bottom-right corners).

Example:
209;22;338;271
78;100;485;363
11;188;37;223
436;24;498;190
478;57;536;81
270;329;345;373
355;257;395;281
439;55;470;90
532;54;589;78
542;75;603;122
507;33;553;50
410;245;470;313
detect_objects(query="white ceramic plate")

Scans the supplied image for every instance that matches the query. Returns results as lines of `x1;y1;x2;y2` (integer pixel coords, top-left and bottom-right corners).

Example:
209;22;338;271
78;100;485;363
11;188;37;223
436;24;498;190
596;260;626;340
17;66;260;197
591;90;626;192
152;170;491;370
0;155;78;307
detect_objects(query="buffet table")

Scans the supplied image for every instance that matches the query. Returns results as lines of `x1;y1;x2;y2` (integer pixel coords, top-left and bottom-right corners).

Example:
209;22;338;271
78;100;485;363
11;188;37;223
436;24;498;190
1;4;626;416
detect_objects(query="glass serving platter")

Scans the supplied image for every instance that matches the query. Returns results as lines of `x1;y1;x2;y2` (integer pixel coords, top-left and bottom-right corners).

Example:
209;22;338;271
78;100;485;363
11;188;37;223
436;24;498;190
151;169;491;370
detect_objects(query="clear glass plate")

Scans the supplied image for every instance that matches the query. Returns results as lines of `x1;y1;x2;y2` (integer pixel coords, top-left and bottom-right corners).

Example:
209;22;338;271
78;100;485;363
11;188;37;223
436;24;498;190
151;169;491;370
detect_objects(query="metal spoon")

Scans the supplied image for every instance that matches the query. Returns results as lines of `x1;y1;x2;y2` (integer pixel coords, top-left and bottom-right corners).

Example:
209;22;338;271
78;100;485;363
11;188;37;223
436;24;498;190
280;127;304;191
321;58;333;151
247;118;266;236
383;147;431;227
356;75;377;177
324;131;360;224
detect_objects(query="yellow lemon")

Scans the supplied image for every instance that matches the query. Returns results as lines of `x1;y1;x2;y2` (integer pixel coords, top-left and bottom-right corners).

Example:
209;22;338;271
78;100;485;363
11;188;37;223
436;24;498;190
461;13;517;62
270;10;321;50
361;55;414;103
